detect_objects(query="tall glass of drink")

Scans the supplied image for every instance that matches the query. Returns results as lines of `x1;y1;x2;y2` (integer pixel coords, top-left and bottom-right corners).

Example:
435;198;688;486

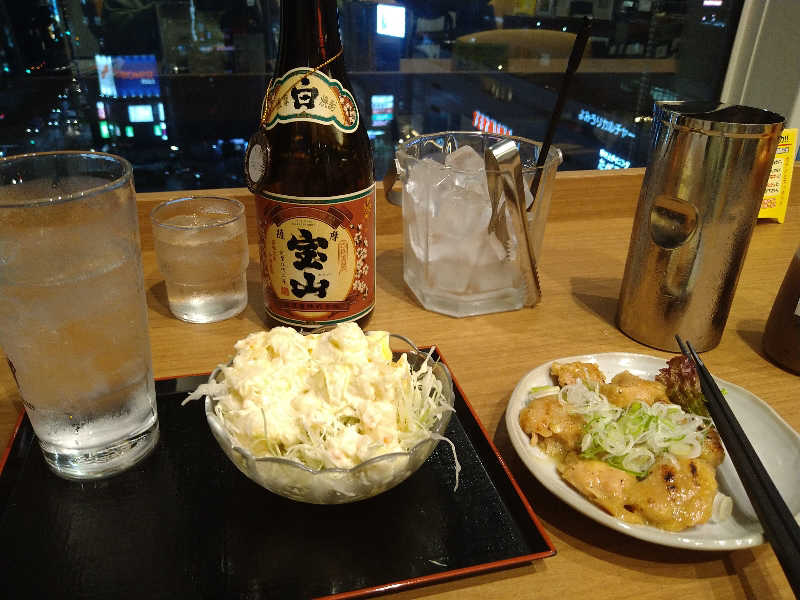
151;196;249;323
0;151;159;479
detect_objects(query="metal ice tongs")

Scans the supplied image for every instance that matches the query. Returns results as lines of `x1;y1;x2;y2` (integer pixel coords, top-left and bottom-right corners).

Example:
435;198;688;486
485;139;542;307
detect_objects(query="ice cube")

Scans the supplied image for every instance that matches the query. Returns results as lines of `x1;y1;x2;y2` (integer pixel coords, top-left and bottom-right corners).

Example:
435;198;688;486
427;185;492;293
405;148;502;295
467;239;516;292
466;209;518;293
427;256;471;293
444;145;485;172
406;157;447;209
445;145;489;196
405;157;447;260
432;183;490;235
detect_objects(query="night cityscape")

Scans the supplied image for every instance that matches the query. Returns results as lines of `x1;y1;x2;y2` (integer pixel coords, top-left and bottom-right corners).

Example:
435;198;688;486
0;0;743;191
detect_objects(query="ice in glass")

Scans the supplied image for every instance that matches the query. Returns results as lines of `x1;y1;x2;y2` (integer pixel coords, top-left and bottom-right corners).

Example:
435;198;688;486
151;196;249;323
397;132;561;317
0;152;159;479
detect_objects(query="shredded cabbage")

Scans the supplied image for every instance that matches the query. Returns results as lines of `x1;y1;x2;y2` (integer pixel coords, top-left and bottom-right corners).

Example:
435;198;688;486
558;381;712;478
185;323;455;477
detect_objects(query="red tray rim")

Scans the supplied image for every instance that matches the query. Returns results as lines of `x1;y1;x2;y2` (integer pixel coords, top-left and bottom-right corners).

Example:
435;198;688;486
0;348;556;599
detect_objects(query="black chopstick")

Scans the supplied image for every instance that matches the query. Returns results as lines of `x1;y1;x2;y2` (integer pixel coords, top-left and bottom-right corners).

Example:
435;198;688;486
676;335;800;598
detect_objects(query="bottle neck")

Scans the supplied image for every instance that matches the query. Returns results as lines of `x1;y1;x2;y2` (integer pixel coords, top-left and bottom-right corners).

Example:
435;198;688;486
276;0;343;73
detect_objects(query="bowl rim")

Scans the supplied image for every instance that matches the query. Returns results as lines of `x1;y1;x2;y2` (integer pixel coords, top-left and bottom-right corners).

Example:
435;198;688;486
202;332;455;476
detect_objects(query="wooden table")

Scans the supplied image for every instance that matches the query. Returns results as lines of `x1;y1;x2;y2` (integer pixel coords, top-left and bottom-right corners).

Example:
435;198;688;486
2;167;799;599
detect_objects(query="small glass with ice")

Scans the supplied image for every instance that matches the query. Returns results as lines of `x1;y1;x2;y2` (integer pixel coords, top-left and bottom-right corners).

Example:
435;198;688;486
151;196;249;323
396;132;562;317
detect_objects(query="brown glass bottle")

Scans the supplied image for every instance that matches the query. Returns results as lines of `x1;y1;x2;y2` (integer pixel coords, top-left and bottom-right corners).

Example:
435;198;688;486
246;0;374;330
763;245;800;374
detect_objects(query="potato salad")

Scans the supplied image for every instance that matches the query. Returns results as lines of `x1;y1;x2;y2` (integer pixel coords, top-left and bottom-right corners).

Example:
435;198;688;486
187;323;453;470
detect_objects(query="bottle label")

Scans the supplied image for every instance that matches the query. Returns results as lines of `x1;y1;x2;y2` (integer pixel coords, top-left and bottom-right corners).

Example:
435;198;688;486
264;67;359;133
256;184;375;327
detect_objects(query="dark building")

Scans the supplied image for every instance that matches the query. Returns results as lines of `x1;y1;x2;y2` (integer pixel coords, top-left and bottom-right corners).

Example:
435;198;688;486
0;0;744;190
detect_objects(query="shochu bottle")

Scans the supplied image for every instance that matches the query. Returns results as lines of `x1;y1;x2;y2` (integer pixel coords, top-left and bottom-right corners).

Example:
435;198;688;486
245;0;375;329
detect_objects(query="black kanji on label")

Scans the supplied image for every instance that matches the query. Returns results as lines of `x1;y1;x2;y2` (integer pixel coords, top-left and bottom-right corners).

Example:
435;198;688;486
287;228;328;270
290;272;330;299
291;77;319;110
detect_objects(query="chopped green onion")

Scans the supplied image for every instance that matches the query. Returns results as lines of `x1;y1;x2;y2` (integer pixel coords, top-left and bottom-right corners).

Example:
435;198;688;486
558;382;712;479
528;385;560;400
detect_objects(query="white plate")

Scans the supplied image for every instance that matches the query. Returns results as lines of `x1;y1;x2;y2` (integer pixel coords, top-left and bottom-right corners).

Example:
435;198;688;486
505;352;800;550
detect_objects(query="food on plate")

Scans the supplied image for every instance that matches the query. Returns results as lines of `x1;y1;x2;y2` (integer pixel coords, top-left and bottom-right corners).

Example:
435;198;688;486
655;355;710;416
186;322;457;477
519;357;730;531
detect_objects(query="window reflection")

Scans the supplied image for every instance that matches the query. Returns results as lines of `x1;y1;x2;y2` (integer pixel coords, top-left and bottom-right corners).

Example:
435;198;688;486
0;0;743;191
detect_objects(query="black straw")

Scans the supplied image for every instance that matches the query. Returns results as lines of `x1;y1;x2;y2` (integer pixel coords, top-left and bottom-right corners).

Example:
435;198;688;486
527;17;592;212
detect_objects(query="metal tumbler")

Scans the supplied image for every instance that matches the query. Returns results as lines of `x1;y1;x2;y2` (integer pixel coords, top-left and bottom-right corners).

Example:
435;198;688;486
617;102;784;352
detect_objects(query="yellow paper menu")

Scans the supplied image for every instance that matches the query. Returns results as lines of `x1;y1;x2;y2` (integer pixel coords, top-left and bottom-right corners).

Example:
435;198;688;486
759;128;797;223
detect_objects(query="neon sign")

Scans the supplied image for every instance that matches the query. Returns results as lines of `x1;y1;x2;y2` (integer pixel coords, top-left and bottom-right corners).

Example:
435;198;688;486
472;110;512;135
371;95;394;126
597;148;631;170
579;109;635;139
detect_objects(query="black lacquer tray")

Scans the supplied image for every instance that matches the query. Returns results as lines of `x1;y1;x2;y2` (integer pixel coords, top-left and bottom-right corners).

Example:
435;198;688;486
0;350;554;599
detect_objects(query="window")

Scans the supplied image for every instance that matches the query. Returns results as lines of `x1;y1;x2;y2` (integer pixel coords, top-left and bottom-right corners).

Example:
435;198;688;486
1;0;793;192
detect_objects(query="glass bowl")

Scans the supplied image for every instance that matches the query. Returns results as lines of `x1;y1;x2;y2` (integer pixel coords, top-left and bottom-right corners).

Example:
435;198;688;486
202;335;454;504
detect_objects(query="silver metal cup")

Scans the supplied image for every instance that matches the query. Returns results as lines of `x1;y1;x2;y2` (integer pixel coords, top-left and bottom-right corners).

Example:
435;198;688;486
617;102;784;352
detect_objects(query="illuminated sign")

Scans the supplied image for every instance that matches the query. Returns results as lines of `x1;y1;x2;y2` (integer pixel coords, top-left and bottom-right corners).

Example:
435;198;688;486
99;120;110;139
95;55;117;97
472;110;512;135
377;5;405;38
597;148;631;170
94;54;160;98
128;105;154;123
371;94;394;126
578;109;635;139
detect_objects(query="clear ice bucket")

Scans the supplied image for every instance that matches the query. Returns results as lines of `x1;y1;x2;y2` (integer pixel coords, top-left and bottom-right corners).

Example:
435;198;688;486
395;131;562;317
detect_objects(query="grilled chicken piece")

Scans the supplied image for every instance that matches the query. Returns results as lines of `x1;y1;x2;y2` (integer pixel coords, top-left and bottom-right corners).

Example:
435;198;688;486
599;371;670;408
550;361;606;387
622;457;717;531
519;394;583;459
558;453;644;524
700;428;725;468
559;452;718;531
